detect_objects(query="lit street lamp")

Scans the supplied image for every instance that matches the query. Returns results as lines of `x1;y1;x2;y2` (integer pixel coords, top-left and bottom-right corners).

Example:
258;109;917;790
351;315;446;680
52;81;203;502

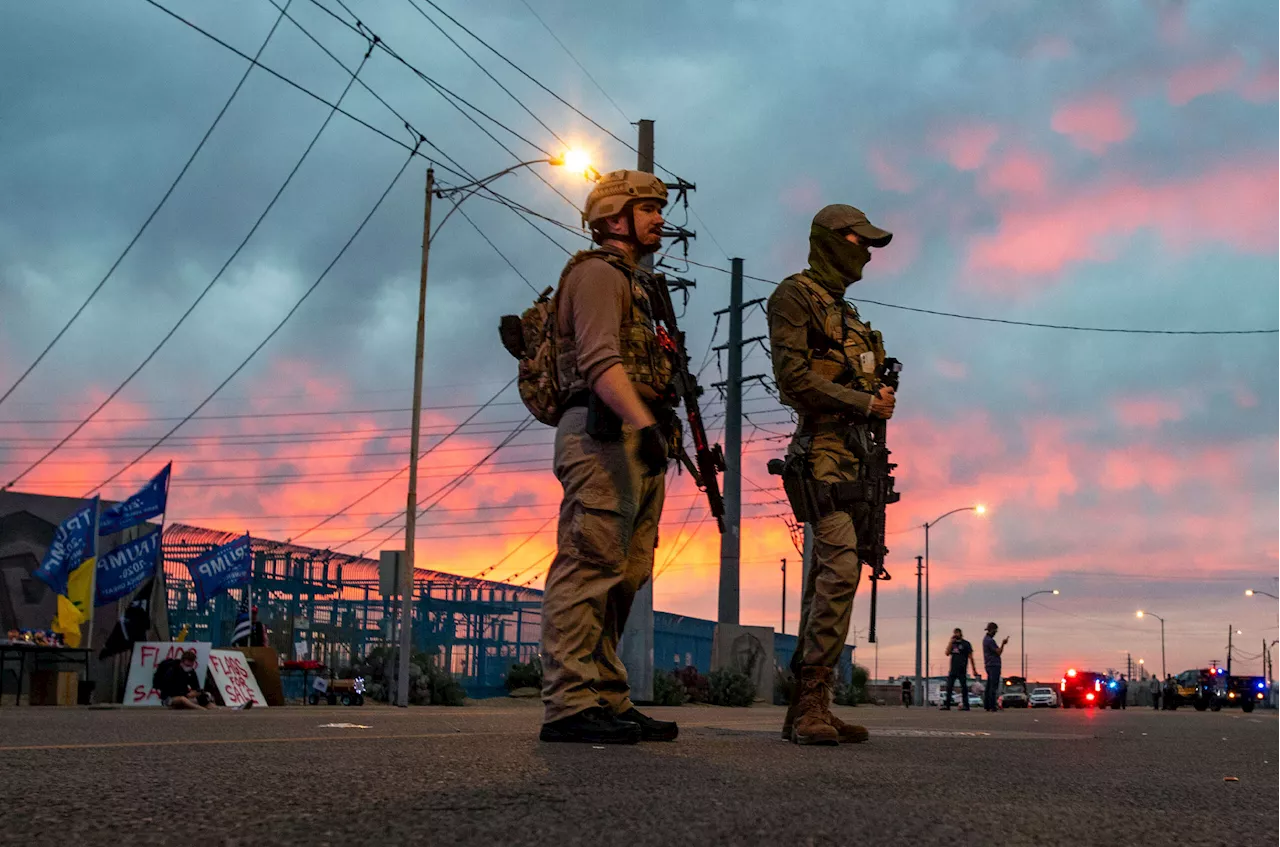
1246;589;1279;600
918;504;986;705
1136;610;1166;680
1020;589;1060;679
394;151;591;707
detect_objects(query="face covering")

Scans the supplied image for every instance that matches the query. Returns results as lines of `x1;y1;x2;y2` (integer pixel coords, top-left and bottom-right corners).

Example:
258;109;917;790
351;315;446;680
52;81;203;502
807;224;872;292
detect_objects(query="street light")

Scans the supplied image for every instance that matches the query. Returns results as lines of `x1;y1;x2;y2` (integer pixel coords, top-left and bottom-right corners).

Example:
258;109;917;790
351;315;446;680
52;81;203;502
394;151;590;707
1020;588;1060;679
1246;589;1279;599
1136;610;1166;680
921;504;986;703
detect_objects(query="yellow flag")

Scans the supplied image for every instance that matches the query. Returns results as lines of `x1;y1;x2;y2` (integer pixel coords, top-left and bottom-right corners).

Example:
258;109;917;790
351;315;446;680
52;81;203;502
66;556;95;620
52;594;86;648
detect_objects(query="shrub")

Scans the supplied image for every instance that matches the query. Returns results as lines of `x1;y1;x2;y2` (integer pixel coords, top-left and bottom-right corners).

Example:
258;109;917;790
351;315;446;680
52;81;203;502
350;648;467;706
774;669;795;706
505;657;543;692
708;668;755;707
674;666;711;703
652;669;688;706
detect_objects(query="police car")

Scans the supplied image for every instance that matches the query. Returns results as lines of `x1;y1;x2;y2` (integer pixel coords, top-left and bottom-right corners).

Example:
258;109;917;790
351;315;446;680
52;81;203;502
1059;668;1109;708
1225;675;1267;713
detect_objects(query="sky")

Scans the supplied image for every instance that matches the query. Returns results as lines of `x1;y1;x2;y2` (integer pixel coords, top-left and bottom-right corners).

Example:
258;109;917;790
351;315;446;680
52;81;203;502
1;0;1276;681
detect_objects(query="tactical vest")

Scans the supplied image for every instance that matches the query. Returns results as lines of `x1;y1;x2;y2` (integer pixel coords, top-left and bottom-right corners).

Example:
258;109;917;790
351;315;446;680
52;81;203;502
783;272;887;404
556;249;674;399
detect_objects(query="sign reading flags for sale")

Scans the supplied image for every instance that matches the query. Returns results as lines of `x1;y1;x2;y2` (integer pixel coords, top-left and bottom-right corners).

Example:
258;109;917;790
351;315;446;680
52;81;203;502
123;642;212;706
207;649;268;708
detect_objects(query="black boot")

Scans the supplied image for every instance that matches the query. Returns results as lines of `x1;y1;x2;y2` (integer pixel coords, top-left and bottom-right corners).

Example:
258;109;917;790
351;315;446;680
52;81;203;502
539;707;641;744
617;707;679;742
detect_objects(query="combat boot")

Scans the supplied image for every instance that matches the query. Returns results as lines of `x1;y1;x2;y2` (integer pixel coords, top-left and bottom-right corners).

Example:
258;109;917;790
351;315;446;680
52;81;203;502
820;678;869;744
791;666;839;746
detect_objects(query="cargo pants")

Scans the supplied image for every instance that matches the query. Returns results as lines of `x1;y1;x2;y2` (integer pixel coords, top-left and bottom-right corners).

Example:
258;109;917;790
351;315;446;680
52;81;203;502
540;406;665;723
789;428;863;672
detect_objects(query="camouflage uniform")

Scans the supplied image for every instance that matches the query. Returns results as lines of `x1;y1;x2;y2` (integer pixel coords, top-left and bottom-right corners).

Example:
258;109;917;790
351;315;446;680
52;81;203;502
540;247;673;724
767;204;893;744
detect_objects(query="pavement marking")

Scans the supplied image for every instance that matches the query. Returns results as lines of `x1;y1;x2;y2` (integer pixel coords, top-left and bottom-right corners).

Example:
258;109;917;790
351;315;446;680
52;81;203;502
0;730;517;753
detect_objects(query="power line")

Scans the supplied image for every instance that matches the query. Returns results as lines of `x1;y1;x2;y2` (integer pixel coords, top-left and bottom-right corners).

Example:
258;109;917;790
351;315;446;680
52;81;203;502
80;145;422;497
287;377;516;543
2;43;378;491
0;0;294;413
515;0;629;124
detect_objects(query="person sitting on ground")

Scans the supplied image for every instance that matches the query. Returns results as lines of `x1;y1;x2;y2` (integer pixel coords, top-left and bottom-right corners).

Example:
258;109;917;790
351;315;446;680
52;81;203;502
155;648;217;710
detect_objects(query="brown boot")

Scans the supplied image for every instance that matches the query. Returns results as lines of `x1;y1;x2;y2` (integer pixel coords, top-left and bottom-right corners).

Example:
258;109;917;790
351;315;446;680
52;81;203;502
819;675;869;743
791;666;839;746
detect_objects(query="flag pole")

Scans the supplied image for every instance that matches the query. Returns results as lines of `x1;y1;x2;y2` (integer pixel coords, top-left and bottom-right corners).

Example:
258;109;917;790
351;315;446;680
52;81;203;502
85;496;102;652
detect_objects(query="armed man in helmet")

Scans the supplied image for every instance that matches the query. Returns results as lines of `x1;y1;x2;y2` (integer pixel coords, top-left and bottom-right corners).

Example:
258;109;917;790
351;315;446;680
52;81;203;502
538;170;680;745
768;204;896;746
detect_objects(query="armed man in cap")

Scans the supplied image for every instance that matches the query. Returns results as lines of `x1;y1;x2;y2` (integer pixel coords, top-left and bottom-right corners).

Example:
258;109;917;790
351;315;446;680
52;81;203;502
537;170;680;745
768;204;896;746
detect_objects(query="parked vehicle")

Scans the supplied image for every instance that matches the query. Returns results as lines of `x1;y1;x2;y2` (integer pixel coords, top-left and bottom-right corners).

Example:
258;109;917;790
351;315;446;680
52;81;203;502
1001;676;1029;708
1169;668;1226;711
1060;668;1108;708
1029;687;1058;708
1225;675;1267;713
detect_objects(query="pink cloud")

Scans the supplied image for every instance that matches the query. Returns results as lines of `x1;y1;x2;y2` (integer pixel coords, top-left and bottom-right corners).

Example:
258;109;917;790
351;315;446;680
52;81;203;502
1114;396;1185;428
978;147;1051;196
867;147;916;193
1167;54;1246;105
1050;94;1136;154
966;157;1279;281
929;122;1000;171
933;358;969;380
1239;59;1279;102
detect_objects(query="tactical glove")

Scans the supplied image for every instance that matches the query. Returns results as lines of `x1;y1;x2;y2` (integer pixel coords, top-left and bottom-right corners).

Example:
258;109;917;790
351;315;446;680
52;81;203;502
637;424;669;477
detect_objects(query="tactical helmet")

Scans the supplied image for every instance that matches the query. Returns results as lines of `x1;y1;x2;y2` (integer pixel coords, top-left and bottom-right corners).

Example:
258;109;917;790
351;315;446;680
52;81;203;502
583;169;668;227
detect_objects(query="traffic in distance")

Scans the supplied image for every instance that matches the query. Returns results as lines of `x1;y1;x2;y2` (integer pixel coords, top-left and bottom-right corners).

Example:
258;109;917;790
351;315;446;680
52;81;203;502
960;669;1271;711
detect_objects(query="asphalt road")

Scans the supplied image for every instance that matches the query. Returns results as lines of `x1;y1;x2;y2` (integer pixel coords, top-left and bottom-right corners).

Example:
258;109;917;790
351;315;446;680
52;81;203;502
0;700;1274;847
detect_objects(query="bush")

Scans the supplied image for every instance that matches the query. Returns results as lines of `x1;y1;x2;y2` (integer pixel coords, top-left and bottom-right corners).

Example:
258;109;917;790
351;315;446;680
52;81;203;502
350;647;467;706
708;668;755;707
505;657;543;692
674;666;711;703
833;665;871;706
652;669;688;706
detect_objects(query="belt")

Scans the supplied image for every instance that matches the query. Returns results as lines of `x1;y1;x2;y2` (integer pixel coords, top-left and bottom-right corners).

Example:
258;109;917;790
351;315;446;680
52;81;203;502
797;414;869;435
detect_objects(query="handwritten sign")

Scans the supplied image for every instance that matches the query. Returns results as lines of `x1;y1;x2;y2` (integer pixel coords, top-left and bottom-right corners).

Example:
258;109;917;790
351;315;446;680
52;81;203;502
207;649;267;708
123;642;211;707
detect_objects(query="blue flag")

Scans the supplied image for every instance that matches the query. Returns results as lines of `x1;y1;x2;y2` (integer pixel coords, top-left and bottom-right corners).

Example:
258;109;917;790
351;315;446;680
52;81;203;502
99;463;171;536
34;497;100;596
186;534;252;605
95;529;162;604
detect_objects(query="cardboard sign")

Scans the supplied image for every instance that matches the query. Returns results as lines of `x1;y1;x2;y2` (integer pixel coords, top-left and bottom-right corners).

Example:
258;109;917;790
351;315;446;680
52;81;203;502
123;642;212;706
207;649;267;708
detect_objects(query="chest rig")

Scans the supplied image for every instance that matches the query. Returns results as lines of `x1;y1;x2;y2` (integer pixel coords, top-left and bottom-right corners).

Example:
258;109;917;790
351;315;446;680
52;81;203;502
556;249;674;400
789;272;887;399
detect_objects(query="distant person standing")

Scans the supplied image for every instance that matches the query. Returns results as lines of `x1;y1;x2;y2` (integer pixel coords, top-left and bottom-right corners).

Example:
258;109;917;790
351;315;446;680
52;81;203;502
901;677;913;707
1149;675;1161;710
1163;675;1176;710
982;622;1008;712
1117;675;1128;709
942;628;978;711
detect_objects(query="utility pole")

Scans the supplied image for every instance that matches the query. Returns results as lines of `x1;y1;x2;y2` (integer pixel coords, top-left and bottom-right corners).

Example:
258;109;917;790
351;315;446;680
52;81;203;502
717;257;744;625
914;555;924;706
780;558;786;634
397;167;433;707
620;120;657;703
1227;625;1233;677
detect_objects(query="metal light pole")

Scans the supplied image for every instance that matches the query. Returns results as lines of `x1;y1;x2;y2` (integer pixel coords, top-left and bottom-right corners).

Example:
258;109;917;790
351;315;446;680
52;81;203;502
395;153;584;706
923;504;985;690
914;555;924;706
1137;610;1166;680
1246;589;1279;599
1020;588;1059;679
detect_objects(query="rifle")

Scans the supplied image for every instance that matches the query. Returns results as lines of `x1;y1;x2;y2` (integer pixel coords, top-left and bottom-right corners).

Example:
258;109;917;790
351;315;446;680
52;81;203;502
857;357;902;643
644;271;726;532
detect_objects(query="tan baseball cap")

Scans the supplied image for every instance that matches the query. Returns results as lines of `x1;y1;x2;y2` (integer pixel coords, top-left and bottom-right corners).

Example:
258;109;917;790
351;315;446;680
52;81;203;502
812;204;893;247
